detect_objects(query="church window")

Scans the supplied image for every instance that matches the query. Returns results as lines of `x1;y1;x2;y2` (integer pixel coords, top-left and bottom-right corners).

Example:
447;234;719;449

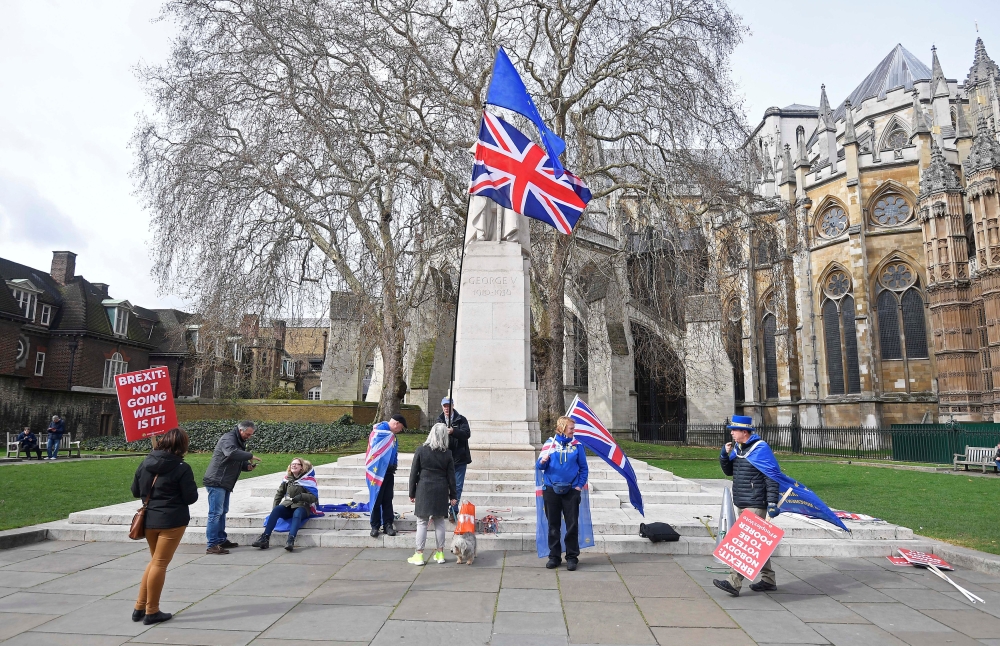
755;232;779;265
762;313;778;400
819;206;848;238
872;194;912;227
876;261;928;362
884;127;908;152
821;271;861;395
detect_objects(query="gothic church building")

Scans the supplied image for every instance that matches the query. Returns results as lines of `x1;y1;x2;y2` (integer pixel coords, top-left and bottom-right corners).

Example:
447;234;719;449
730;39;1000;426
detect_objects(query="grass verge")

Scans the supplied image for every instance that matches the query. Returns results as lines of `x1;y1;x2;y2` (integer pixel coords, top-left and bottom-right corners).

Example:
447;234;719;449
0;453;339;532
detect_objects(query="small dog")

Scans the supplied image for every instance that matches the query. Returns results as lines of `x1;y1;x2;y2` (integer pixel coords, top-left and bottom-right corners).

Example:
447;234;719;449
451;532;477;565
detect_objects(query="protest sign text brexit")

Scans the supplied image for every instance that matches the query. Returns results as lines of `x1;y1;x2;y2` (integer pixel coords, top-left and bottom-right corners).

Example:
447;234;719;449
114;367;178;442
712;510;784;581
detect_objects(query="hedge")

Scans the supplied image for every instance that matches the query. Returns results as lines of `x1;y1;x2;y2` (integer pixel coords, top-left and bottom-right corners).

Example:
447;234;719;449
81;419;371;454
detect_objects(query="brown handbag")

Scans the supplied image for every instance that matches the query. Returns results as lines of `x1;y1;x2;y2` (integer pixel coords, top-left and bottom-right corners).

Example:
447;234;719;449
129;474;158;540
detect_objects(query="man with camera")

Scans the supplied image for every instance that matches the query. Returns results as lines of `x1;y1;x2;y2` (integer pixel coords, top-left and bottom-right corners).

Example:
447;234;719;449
713;415;779;597
203;420;259;554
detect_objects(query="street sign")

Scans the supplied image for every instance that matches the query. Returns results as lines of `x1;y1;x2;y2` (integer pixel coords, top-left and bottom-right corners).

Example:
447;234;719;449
713;510;784;581
114;367;178;442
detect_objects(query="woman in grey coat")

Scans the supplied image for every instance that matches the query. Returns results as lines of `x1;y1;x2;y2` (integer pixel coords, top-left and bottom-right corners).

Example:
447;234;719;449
407;423;457;565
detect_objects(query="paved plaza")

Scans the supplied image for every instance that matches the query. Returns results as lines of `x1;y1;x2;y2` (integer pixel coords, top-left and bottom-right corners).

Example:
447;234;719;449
2;542;1000;644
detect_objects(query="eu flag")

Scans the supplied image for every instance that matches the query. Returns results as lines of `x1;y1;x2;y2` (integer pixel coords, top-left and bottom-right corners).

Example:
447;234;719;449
726;435;850;532
485;48;566;177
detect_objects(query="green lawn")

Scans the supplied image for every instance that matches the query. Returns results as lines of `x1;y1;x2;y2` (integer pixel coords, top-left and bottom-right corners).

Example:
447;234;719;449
646;451;1000;556
0;453;339;532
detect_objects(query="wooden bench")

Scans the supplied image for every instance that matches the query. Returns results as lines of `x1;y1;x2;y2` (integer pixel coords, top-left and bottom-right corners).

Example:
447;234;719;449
953;446;998;473
5;432;81;459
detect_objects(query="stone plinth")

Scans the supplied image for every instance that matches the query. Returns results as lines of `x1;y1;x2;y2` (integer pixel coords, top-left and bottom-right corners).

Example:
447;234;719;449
452;240;539;468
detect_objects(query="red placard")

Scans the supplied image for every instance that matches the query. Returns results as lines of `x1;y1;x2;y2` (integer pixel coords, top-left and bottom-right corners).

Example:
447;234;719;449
897;549;954;570
713;510;784;581
114;367;178;442
886;556;912;567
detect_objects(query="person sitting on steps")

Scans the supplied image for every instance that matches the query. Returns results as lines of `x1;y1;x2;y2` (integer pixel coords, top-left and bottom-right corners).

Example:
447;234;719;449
252;458;317;551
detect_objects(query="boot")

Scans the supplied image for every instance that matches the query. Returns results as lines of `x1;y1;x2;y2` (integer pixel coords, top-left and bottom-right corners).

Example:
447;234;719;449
384;523;397;537
285;535;295;552
251;534;270;549
142;611;172;625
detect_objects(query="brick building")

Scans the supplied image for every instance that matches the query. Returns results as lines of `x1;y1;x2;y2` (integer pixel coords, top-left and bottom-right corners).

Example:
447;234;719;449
0;251;291;437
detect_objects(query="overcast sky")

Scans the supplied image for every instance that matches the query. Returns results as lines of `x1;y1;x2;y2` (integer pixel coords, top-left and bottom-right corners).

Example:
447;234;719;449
0;1;997;310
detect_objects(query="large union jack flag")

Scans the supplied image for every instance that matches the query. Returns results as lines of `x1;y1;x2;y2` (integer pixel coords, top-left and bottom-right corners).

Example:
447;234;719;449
470;111;591;235
365;423;397;510
568;395;644;515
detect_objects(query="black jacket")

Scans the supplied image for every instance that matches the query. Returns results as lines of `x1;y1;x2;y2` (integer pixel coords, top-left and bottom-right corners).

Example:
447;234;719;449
202;428;254;491
16;431;38;449
132;450;199;529
719;438;779;510
437;410;472;466
408;444;457;518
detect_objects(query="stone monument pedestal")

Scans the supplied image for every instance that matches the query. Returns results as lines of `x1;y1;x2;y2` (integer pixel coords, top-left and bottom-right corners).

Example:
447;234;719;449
452;238;540;469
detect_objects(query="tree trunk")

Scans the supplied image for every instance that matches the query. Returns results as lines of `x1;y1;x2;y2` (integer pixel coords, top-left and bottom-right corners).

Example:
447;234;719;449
535;235;571;430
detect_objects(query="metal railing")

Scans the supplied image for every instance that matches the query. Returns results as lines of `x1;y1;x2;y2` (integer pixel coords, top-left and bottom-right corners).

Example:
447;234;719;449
628;422;1000;465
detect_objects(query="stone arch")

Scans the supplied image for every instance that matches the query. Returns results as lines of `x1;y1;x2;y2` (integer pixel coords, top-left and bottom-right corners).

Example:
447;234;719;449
866;180;917;228
869;253;930;371
878;115;911;152
812;196;851;240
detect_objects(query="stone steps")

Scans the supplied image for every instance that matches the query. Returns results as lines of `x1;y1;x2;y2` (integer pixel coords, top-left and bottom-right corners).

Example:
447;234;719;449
54;452;924;557
312;475;700;493
43;520;935;557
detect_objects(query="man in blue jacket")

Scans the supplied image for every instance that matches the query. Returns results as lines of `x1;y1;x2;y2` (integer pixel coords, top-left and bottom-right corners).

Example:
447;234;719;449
713;415;779;596
537;417;588;570
16;427;42;460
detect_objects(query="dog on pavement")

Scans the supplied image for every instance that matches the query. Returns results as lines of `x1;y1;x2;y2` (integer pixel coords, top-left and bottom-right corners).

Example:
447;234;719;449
451;532;476;565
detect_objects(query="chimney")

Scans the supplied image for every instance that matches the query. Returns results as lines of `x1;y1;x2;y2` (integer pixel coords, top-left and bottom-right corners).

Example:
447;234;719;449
272;320;287;347
92;283;110;299
50;251;77;286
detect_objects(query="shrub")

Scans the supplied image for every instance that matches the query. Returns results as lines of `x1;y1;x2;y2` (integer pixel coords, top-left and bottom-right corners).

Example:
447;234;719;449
267;388;304;400
81;419;370;453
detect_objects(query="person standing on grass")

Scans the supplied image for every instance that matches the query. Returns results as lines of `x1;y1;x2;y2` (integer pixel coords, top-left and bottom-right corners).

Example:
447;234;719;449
368;414;406;538
16;427;42;460
713;415;779;597
131;428;198;626
438;397;471;522
203;420;259;554
407;423;458;565
45;415;65;460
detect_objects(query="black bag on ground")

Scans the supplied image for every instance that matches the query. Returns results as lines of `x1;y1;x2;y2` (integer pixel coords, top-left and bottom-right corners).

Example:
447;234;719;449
639;522;680;543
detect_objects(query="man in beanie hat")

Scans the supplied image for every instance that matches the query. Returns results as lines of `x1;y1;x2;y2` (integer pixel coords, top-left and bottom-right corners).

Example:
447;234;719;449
369;414;407;538
437;397;471;522
713;415;779;597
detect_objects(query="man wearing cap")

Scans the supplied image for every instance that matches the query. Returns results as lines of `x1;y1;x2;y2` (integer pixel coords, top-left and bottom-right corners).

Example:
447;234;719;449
370;414;407;538
713;415;779;597
437;397;471;522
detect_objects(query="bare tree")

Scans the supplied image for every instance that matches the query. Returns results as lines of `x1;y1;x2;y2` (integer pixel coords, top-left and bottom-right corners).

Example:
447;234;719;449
135;0;748;422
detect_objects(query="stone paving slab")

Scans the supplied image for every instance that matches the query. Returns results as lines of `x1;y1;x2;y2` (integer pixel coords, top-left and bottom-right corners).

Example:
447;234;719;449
6;540;1000;644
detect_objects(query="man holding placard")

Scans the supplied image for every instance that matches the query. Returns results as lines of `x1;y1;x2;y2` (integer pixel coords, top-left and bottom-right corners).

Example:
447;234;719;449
713;416;780;596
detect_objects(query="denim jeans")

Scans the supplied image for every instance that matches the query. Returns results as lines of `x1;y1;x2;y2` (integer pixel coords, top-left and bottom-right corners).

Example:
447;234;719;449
263;506;310;539
206;486;230;547
450;463;467;518
46;436;61;459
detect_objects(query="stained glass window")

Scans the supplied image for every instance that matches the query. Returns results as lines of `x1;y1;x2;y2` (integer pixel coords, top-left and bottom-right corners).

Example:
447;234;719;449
877;291;902;360
872;194;911;226
762;314;778;400
880;263;915;291
884;128;908;151
823;300;845;395
902;290;928;359
825;271;850;298
842;295;861;393
819;206;848;238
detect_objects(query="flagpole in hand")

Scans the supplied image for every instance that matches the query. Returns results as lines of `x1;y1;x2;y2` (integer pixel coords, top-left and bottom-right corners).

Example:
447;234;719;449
764;487;794;526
